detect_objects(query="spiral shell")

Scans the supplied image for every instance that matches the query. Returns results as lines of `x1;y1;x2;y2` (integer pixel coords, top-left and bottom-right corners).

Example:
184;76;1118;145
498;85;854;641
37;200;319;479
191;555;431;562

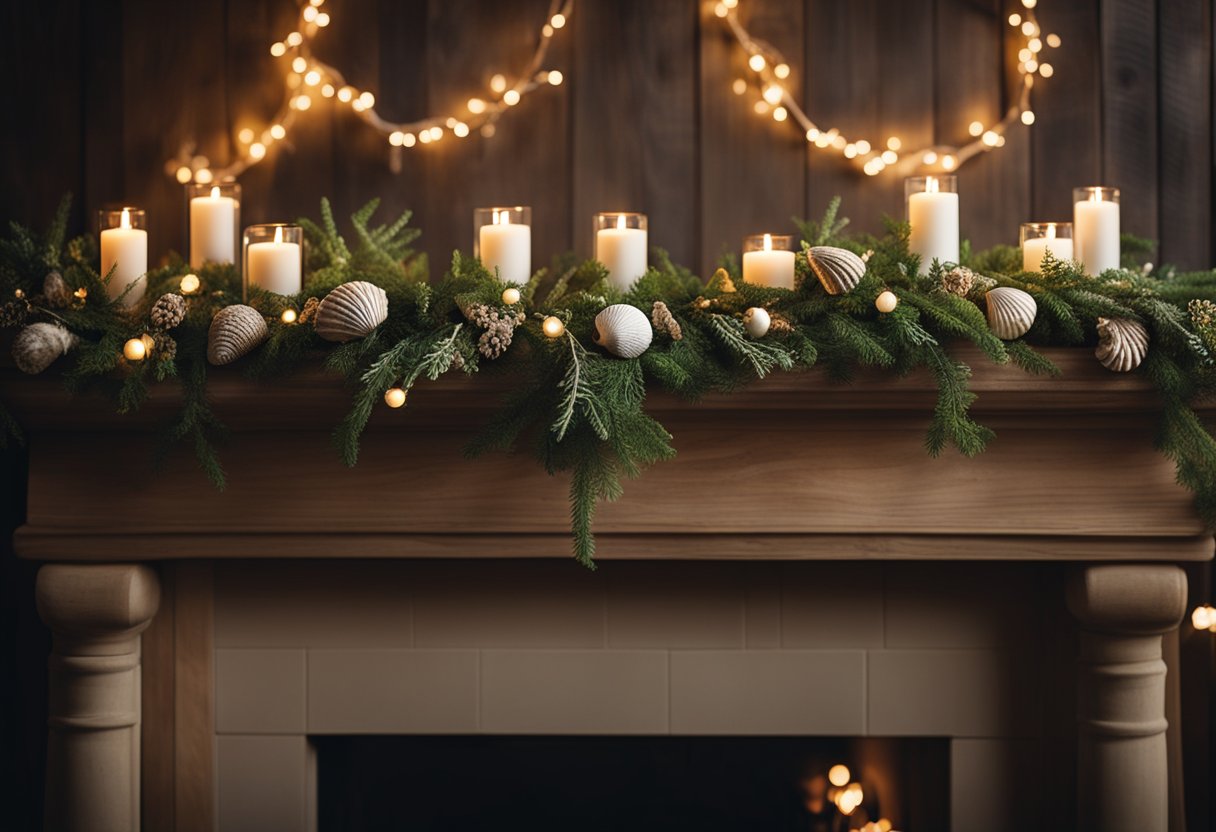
207;304;267;365
807;246;866;295
1095;317;1148;372
593;304;652;359
984;287;1037;340
314;281;388;343
12;322;77;374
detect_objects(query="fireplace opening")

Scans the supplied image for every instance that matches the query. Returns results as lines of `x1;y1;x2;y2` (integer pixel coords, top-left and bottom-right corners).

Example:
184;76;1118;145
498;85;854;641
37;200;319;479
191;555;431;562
315;735;949;830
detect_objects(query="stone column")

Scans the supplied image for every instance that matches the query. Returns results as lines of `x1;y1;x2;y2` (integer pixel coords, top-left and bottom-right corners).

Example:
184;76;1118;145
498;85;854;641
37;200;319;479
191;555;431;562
1067;564;1186;832
36;564;160;832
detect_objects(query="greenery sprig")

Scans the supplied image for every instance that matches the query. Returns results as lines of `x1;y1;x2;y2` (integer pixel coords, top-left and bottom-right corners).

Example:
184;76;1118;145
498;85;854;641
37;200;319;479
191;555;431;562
4;195;1216;567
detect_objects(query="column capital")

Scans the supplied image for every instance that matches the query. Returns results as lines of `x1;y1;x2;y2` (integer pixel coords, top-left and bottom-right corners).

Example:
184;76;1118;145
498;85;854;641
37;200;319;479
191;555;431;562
1066;564;1187;634
36;563;160;643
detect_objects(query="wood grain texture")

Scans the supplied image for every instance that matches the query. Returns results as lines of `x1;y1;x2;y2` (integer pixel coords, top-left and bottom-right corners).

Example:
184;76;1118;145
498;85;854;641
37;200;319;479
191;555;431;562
172;562;214;832
141;565;175;832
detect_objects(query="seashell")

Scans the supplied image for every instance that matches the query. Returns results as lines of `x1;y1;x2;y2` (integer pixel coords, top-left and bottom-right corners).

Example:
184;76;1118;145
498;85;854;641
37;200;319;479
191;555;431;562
1095;317;1148;372
593;303;652;359
12;322;78;374
43;271;71;307
743;307;771;338
807;246;866;295
207;304;267;365
984;287;1037;340
314;281;388;343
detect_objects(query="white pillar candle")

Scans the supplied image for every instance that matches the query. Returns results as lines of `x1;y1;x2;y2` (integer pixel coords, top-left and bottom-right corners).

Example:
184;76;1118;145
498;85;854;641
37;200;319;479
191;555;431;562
190;186;237;268
100;209;147;307
1022;228;1074;272
742;234;796;289
1074;190;1120;276
908;176;959;275
478;211;531;284
246;226;302;295
596;215;647;291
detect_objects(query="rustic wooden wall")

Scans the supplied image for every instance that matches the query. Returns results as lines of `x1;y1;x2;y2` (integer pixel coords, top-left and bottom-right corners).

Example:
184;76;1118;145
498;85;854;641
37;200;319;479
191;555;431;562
0;0;1212;276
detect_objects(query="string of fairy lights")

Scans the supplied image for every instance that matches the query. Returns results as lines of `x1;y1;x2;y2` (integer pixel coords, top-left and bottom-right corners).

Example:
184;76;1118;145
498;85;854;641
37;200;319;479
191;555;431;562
166;0;1058;183
166;0;573;184
714;0;1060;175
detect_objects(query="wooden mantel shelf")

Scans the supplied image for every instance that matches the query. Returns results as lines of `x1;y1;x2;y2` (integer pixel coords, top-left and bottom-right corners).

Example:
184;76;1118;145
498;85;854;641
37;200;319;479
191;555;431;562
4;346;1213;563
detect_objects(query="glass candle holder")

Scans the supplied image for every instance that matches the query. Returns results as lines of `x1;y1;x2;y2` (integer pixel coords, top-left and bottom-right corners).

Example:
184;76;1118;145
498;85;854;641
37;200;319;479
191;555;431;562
473;206;531;285
1073;187;1120;276
243;224;303;297
1020;222;1073;273
187;181;240;269
741;233;796;289
905;175;959;275
593;212;648;291
98;207;148;307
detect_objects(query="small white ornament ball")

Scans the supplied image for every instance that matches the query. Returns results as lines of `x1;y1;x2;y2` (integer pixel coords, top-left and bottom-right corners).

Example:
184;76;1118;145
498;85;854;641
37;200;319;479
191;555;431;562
542;316;565;338
743;307;771;338
502;287;521;305
384;387;407;408
875;290;899;313
123;337;147;361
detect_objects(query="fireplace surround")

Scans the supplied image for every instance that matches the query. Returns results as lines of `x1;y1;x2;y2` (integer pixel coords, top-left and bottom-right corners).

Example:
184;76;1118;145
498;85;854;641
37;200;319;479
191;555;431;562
8;347;1201;831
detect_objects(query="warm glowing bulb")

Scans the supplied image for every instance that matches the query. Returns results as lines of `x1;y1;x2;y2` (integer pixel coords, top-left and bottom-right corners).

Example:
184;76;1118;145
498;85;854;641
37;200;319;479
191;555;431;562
179;274;200;294
304;70;321;86
384;387;407;408
285;31;303;46
1046;33;1061;48
123;337;147;361
886;136;901;151
303;5;318;21
968;120;984;137
941;154;957;170
1028;37;1042;53
543;23;554;37
1008;12;1021;26
389;131;404;146
249;142;266;160
503;89;521;106
879;149;895;163
844;144;857;159
281;308;298;324
1022;0;1036;7
1019;48;1033;63
753;100;770;115
468;97;487;114
763;84;784;104
548;70;563;85
723;0;738;6
982;130;999;146
419;131;431;144
429;126;443;140
402;133;417;147
550;12;566;28
238;128;254;144
270;124;286;140
291;56;307;73
1192;605;1215;629
1021;20;1035;36
490;74;507;93
1021;110;1036;125
875;290;898;313
922;151;938;164
806;128;819;142
732;78;747;95
337;86;354;102
1038;62;1053;77
502;287;521;305
774;63;790;79
270;41;287;57
772;106;787;122
828;765;850;787
316;11;330;26
298;95;314;110
748;54;766;72
194;168;213;184
714;3;728;18
542;316;565;338
854;139;870;154
175;166;193;184
359;91;375;108
1024;59;1039;74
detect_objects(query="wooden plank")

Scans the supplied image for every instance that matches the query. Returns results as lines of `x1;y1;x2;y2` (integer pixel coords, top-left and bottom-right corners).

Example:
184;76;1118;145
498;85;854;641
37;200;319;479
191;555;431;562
173;561;214;832
1030;0;1101;223
572;0;699;268
423;0;572;276
805;0;935;236
81;0;126;231
141;564;175;832
1101;0;1159;241
1158;0;1211;269
699;0;806;275
120;0;230;260
935;0;1030;252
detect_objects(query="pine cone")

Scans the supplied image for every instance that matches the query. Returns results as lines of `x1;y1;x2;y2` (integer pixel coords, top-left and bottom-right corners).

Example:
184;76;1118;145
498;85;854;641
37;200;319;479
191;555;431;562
651;301;683;340
298;297;320;324
152;331;177;362
150;293;187;330
769;313;794;334
466;302;525;359
941;266;976;297
1189;299;1216;330
43;271;71;307
0;300;29;328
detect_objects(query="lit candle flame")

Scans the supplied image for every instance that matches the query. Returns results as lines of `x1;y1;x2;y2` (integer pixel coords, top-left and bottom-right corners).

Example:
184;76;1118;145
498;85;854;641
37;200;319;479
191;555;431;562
926;176;939;194
120;208;131;229
210;185;221;199
763;233;773;252
498;210;509;226
616;214;626;231
1090;188;1102;203
274;225;284;244
1046;223;1056;240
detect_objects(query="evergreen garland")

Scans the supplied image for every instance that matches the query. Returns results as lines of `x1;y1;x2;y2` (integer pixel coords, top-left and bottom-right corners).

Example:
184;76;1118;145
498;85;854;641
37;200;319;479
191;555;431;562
3;195;1216;568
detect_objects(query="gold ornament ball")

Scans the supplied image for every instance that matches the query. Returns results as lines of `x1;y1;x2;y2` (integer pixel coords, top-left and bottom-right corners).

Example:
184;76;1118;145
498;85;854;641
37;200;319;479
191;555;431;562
542;315;565;338
281;308;298;324
123;337;147;361
384;387;407;408
875;290;899;313
179;273;201;295
502;287;521;305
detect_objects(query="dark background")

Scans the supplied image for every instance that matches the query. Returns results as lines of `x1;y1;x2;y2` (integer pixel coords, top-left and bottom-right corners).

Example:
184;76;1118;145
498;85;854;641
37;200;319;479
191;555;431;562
0;0;1213;829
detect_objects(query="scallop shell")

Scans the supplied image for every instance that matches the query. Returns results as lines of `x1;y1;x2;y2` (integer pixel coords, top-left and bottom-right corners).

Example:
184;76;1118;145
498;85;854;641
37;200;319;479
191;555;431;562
12;322;78;374
314;281;388;343
807;246;866;295
593;304;653;359
984;287;1037;340
207;304;268;365
1095;317;1148;372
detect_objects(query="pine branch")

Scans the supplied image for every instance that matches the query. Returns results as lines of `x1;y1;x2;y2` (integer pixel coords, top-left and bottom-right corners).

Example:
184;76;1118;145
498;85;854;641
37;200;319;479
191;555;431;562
706;314;794;378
